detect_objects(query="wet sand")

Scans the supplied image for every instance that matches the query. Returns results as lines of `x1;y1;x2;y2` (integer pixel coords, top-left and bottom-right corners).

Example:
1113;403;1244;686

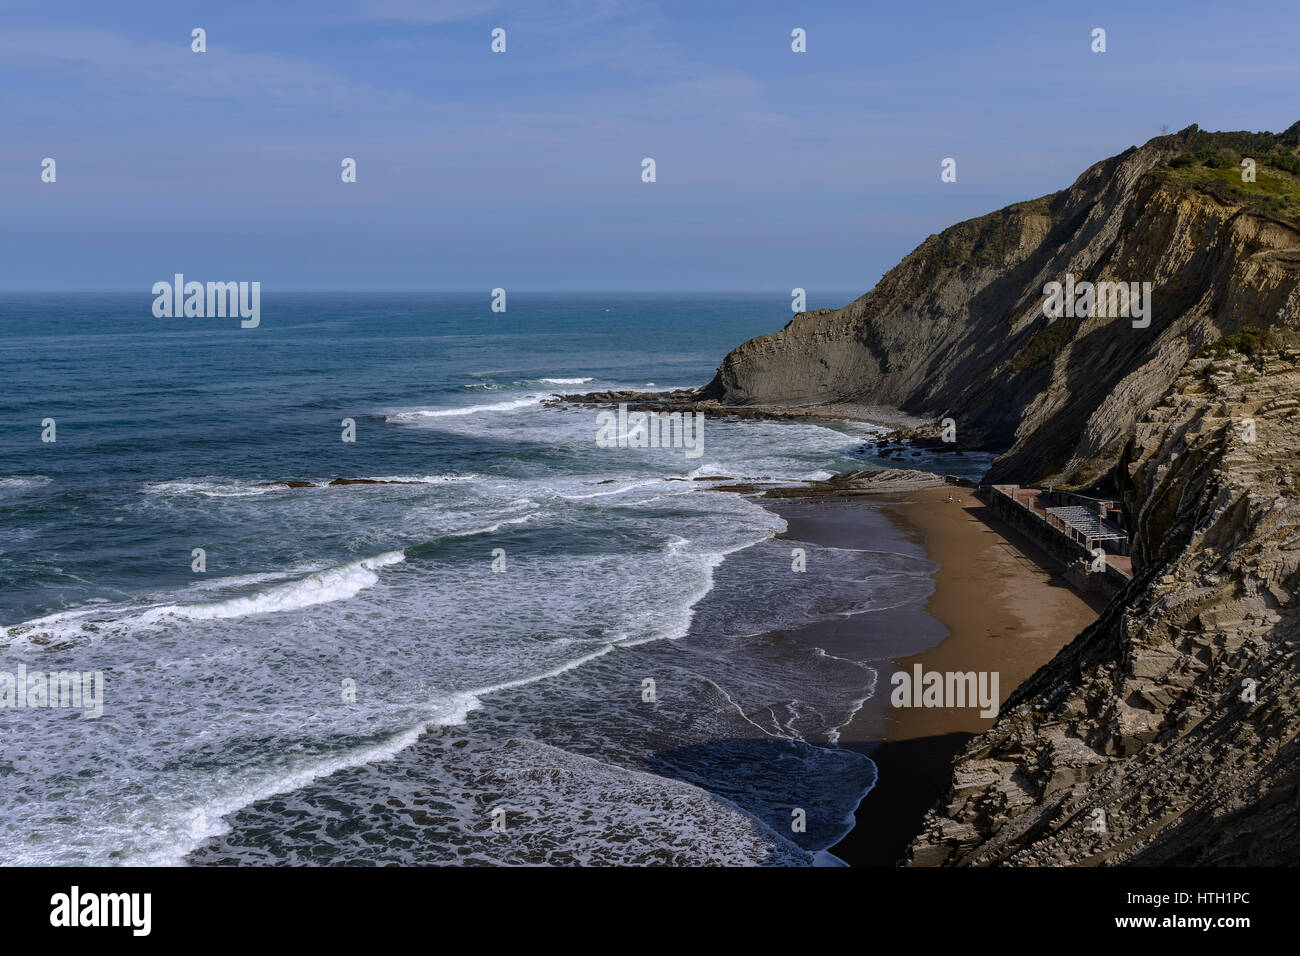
763;488;1106;866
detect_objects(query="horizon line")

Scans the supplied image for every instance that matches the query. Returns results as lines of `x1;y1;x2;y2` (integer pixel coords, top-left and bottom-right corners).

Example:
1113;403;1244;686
0;289;869;296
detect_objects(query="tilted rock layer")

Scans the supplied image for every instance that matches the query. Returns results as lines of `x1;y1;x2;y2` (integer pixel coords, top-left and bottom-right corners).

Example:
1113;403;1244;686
908;351;1300;865
698;125;1300;865
702;124;1300;487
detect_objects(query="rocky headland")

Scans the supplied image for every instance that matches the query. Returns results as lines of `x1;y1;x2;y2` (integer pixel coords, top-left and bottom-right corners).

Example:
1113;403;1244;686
563;124;1300;865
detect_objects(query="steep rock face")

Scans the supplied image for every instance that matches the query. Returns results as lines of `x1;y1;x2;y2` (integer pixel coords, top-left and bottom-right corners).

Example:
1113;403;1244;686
703;125;1300;486
906;351;1300;866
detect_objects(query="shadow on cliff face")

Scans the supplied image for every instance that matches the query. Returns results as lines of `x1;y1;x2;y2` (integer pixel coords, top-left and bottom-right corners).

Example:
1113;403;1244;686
830;732;977;867
892;176;1125;455
1125;733;1300;866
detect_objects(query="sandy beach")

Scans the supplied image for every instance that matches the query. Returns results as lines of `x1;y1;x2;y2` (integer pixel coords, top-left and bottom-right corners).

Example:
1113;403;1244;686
763;486;1106;866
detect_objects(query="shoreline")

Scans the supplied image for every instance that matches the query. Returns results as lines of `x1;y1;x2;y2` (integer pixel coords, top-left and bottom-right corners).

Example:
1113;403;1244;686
759;486;1106;866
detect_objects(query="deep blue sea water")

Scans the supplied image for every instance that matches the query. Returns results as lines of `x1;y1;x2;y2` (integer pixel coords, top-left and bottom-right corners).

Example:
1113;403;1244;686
0;293;992;865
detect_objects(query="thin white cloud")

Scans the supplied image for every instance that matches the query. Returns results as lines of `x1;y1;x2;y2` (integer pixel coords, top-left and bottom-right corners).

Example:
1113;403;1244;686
0;27;435;116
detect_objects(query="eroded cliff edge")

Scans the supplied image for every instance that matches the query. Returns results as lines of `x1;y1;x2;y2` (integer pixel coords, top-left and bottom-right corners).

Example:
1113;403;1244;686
692;126;1300;865
907;350;1300;865
700;124;1300;487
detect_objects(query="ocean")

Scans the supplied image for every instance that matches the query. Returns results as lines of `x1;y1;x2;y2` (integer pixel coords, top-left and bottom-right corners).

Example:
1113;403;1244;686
0;293;993;865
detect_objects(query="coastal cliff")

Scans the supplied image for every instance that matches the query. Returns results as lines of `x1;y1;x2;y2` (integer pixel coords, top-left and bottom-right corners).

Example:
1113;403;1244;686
907;349;1300;865
694;125;1300;865
700;124;1300;487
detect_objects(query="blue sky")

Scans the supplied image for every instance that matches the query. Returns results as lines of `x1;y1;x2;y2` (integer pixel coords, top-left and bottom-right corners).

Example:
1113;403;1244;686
2;0;1297;291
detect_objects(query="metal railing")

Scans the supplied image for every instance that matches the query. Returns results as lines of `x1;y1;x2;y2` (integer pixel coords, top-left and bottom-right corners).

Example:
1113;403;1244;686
987;484;1132;578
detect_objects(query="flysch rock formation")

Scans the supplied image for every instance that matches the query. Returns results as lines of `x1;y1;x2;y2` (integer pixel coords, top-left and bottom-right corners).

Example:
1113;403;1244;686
698;124;1300;488
653;125;1300;866
552;125;1300;864
908;350;1300;865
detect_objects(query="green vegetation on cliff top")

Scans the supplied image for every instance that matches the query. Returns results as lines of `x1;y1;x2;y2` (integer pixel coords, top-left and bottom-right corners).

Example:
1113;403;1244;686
1156;128;1300;225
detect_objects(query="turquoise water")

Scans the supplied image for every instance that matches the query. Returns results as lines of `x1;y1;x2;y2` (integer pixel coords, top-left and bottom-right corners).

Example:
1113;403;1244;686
0;292;989;865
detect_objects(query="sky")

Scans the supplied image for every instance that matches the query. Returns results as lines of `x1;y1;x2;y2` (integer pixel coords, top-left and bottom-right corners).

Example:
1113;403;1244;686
1;0;1297;292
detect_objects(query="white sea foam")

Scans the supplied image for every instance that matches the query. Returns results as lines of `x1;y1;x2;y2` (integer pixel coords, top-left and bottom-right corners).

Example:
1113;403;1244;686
148;552;406;621
178;565;329;594
146;643;624;866
0;475;52;494
684;464;833;483
142;479;284;498
144;690;484;866
446;512;541;537
537;377;593;385
2;551;407;643
340;474;481;485
612;528;770;648
386;397;539;422
552;478;664;500
3;395;900;867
